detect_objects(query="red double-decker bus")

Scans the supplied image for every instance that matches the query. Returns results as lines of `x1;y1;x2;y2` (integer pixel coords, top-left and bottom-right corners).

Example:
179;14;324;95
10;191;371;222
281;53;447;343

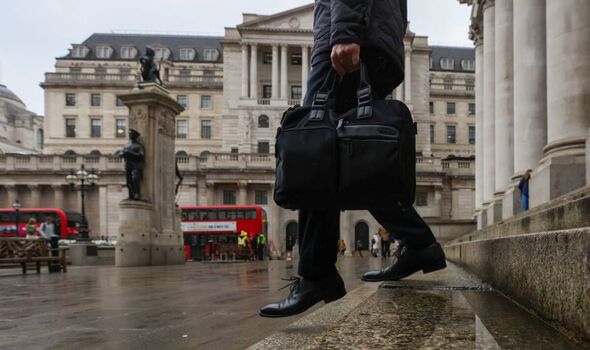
180;205;267;261
0;208;83;238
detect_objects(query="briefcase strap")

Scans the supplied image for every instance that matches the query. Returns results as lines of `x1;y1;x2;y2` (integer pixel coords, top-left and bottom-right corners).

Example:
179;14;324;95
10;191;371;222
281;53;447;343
309;62;374;122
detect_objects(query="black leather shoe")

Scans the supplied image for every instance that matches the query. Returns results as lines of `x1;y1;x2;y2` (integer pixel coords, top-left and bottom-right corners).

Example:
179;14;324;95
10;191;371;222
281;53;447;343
259;274;346;318
361;242;446;282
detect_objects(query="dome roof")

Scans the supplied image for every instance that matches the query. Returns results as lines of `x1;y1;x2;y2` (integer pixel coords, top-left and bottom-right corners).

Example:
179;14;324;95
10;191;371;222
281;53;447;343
0;84;25;106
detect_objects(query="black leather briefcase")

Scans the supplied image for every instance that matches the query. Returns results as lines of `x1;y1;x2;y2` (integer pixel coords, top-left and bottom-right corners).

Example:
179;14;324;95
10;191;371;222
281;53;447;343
274;63;416;210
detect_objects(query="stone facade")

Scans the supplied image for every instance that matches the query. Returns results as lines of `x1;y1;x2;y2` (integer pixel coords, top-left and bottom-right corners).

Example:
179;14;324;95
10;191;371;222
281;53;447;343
0;4;477;256
460;0;590;227
0;84;44;154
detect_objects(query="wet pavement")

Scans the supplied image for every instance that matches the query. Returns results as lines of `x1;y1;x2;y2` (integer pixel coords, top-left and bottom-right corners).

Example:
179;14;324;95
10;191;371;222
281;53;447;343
0;258;585;350
0;257;387;350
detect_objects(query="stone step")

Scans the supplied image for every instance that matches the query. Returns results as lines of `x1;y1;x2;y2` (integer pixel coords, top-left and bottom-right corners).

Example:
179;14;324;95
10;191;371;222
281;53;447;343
248;263;583;349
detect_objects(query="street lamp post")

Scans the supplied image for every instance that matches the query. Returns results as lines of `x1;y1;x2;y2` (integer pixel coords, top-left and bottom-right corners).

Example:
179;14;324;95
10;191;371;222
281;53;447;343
66;164;99;241
12;199;21;237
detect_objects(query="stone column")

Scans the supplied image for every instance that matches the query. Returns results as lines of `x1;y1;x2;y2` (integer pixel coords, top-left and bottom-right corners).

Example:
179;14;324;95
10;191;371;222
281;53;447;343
280;45;289;100
5;185;17;208
29;185;41;208
52;185;64;210
241;44;249;98
116;84;185;267
206;182;215;205
507;0;547;217
474;37;484;228
396;83;405;101
530;0;590;207
494;0;515;219
301;45;309;99
238;182;248;205
98;185;108;239
483;1;501;225
249;44;258;99
404;49;412;104
271;45;279;99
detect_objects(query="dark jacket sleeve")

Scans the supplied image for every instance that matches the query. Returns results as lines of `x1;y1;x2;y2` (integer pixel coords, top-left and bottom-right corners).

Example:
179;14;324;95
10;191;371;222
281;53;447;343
399;0;408;33
330;0;373;46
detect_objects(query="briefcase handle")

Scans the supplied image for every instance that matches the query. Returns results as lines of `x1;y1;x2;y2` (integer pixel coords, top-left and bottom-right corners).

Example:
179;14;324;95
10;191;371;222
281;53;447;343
309;61;373;121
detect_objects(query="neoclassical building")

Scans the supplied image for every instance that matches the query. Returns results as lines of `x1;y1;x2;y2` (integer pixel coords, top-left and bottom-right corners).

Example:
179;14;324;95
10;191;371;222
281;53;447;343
459;0;590;228
1;4;478;256
0;84;44;154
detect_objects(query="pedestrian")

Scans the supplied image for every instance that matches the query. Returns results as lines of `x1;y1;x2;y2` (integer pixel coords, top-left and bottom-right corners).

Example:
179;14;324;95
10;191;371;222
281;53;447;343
518;169;532;211
251;234;258;260
260;0;446;318
40;216;61;271
338;239;347;256
378;226;391;258
257;233;266;260
25;218;38;239
372;232;380;257
355;239;364;257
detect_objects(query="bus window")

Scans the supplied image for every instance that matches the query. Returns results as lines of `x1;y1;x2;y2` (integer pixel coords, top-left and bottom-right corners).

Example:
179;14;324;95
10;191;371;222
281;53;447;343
237;210;245;220
207;210;217;220
218;211;227;220
181;210;189;221
227;210;237;220
199;210;209;220
245;210;257;220
0;212;15;223
188;210;199;221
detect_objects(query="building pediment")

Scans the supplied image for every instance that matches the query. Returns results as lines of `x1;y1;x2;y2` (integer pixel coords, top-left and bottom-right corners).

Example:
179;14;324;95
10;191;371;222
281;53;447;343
238;4;314;32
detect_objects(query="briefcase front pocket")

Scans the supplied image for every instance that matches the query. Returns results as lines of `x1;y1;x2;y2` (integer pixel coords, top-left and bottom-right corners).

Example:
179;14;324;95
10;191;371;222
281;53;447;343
274;127;339;209
337;125;403;209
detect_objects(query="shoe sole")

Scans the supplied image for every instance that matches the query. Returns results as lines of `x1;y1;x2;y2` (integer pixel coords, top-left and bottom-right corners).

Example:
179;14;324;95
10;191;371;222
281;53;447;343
361;259;447;282
259;289;347;318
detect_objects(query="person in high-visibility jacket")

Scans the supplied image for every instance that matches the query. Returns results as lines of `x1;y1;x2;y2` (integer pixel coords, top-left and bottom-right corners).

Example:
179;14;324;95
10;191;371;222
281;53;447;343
238;230;249;248
256;233;266;260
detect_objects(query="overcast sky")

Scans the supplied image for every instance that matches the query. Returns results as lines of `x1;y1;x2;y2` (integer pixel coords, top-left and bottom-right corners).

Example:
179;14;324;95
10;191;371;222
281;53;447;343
0;0;471;115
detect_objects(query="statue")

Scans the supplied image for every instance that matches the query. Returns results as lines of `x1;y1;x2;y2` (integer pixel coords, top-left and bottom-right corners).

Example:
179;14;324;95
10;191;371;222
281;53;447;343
139;48;163;85
120;129;145;200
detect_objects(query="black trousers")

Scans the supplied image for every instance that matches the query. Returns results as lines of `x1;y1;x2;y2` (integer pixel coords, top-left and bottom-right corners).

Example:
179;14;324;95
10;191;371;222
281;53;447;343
298;51;437;281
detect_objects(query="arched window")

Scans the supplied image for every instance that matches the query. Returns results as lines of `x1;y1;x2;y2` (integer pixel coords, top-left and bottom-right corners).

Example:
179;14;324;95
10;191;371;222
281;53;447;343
354;222;369;251
64;150;77;156
36;129;44;150
176;151;188;157
258;115;269;128
199;150;210;161
89;150;101;156
176;150;189;164
285;221;298;252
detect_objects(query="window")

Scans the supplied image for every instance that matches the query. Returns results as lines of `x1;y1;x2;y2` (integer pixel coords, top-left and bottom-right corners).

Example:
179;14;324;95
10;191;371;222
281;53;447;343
176;120;188;139
91;94;101;107
447;102;456;115
461;59;475;71
201;95;212;109
179;69;191;81
120;47;136;59
466;79;475;91
416;191;428;206
90;118;102;138
469;126;476;145
70;67;82;80
258;115;269;128
116;119;127;138
469;103;476;115
203;48;219;61
255;191;268;205
179;48;195;61
258;141;270;154
263;52;272;64
95;67;106;79
36;129;44;150
154;48;170;60
443;78;453;90
116;97;125;107
201;120;211;139
177;95;188;108
72;46;87;58
430;124;435;143
203;70;215;82
231;148;238;154
440;58;454;70
291;53;302;65
65;118;76;137
65;93;76;107
96;46;111;59
262;85;272;99
446;125;456;144
291;85;302;100
429;101;434;114
223;190;236;205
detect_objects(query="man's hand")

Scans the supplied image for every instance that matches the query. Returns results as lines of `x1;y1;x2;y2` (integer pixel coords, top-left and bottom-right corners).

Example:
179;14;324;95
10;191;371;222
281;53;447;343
331;43;361;76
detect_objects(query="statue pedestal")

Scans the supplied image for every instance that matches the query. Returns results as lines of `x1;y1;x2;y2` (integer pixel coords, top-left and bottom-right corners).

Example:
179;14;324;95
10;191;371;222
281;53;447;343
115;83;185;267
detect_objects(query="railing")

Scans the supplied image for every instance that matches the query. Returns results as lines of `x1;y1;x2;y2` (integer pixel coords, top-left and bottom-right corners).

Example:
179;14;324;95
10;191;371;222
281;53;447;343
44;73;136;83
257;98;271;105
288;99;301;106
167;75;223;87
430;82;475;93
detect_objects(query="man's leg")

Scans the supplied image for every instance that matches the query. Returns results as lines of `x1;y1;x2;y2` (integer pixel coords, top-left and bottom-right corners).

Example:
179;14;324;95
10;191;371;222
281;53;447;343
362;205;446;282
298;209;341;280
